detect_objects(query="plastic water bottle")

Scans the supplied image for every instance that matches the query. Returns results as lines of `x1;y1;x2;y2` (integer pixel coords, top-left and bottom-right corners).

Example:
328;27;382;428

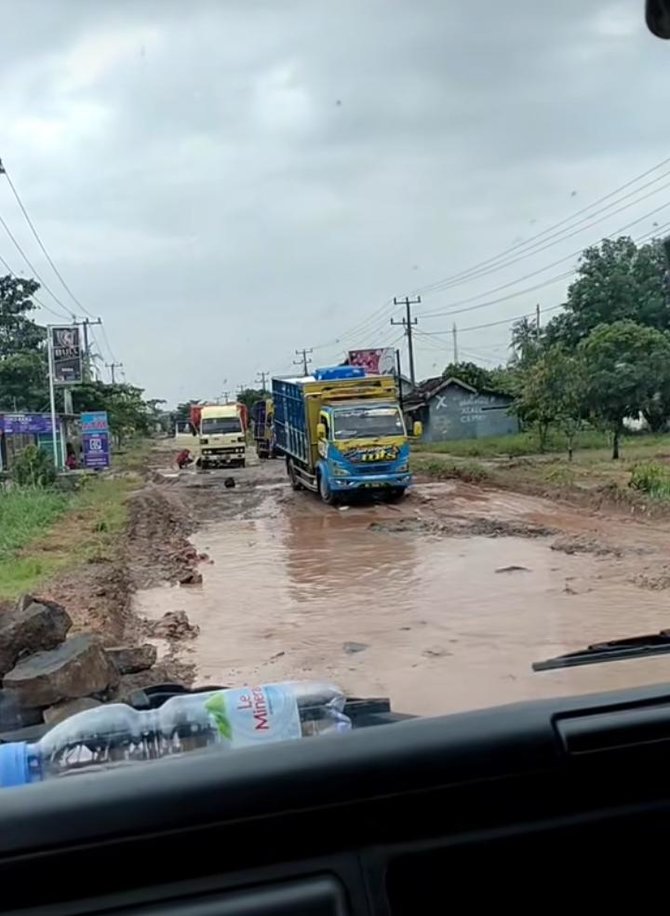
0;681;351;788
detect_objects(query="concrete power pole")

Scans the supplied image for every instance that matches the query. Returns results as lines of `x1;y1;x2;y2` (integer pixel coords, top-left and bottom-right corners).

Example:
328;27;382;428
256;371;270;392
391;296;420;387
105;362;123;384
294;348;313;375
76;317;102;381
452;323;459;364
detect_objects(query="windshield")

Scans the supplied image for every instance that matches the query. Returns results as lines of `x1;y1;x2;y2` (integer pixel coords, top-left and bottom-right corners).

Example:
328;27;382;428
333;407;405;440
4;1;670;794
201;418;241;435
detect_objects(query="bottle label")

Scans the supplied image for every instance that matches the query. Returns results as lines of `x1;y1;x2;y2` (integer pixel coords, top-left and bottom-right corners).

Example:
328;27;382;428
204;684;302;748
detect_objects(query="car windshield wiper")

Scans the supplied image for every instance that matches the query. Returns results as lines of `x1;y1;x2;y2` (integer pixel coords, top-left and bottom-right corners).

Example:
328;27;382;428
533;630;670;671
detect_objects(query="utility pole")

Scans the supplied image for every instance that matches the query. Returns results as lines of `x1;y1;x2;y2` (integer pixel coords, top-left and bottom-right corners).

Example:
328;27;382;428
256;371;270;392
105;361;123;384
294;348;313;375
391;296;420;387
395;348;404;410
75;317;102;381
535;303;541;340
452;322;458;364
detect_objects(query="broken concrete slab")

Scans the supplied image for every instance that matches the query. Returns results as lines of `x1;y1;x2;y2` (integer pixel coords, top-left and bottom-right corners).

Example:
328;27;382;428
43;696;102;726
0;596;72;678
106;644;157;675
3;634;120;708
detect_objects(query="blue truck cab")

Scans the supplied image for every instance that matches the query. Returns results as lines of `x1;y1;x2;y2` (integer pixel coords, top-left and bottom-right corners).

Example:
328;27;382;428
272;367;416;503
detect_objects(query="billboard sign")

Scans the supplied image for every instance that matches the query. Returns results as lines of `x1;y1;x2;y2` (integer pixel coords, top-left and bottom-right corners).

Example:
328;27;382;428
347;348;396;375
0;413;54;435
82;431;110;469
81;410;110;469
51;326;83;385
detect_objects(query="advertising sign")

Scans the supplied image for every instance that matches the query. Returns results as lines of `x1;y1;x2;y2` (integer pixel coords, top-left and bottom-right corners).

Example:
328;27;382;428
0;413;54;435
81;410;110;469
347;348;396;375
51;326;83;385
82;431;110;469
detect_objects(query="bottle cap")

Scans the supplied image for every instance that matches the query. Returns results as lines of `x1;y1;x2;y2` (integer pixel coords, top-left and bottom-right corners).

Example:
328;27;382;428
0;742;30;787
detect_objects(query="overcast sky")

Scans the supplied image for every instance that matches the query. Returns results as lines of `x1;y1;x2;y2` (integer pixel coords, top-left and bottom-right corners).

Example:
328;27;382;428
0;0;667;403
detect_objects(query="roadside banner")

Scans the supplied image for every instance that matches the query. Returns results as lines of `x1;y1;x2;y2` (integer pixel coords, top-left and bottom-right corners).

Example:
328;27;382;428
50;326;83;385
0;413;54;435
347;348;396;375
81;411;110;469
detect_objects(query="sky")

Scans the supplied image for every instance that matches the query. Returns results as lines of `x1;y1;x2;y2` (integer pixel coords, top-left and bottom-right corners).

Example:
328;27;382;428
0;0;668;404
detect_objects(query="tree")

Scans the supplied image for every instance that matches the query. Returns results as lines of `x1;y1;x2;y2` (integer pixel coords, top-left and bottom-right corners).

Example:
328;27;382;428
579;320;670;459
510;316;542;366
545;237;668;348
236;387;266;410
71;381;152;447
516;347;586;455
0;275;49;411
441;361;493;391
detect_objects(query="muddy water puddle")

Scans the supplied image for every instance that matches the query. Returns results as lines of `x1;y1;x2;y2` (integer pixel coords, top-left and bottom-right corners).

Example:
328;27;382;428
134;491;670;717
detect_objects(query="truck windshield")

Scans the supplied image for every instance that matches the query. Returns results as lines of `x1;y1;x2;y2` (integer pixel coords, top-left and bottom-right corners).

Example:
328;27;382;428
201;418;241;435
333;407;404;440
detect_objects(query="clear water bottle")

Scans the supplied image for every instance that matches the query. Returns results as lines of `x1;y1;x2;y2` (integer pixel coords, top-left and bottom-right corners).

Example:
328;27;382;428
0;681;351;788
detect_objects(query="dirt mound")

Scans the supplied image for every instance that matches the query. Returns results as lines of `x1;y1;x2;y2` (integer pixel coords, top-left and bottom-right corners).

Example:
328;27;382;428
550;534;652;558
142;610;200;641
370;515;555;539
127;486;198;589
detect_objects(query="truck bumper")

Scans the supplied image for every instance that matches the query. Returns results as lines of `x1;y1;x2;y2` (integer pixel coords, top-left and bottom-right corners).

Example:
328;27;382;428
329;472;413;491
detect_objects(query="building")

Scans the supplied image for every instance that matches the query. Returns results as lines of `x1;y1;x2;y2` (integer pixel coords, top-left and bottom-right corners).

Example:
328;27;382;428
404;377;518;443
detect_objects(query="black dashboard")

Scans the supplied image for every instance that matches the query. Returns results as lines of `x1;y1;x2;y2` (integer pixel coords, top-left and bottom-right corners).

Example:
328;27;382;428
3;681;670;913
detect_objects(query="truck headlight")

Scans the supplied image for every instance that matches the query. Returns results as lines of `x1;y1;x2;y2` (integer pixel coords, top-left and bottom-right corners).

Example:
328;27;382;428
397;462;409;472
332;466;350;477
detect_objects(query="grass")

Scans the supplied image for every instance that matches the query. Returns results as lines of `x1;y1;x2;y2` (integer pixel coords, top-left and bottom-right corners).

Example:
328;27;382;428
0;471;141;600
412;429;670;459
412;430;670;513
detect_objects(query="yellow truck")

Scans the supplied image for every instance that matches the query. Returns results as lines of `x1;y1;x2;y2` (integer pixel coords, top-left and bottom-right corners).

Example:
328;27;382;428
272;366;420;503
190;403;247;469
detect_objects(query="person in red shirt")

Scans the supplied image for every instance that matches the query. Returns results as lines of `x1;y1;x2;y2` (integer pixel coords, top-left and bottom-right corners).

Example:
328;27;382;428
176;449;193;470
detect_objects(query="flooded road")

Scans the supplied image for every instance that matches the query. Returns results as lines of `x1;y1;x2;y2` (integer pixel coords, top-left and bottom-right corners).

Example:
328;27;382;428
134;461;670;716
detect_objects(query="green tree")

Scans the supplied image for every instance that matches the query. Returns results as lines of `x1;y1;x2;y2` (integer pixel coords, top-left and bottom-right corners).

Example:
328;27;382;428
545;237;667;348
72;381;152;447
516;347;586;455
510;316;543;366
579;320;670;459
441;361;493;390
0;275;49;411
236;387;266;410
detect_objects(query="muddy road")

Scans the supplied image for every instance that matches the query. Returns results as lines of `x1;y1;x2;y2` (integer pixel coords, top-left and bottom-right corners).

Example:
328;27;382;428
133;447;670;717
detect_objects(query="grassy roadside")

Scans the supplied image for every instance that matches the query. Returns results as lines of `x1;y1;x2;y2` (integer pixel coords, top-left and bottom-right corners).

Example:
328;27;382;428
0;448;146;600
412;432;670;511
412;430;670;459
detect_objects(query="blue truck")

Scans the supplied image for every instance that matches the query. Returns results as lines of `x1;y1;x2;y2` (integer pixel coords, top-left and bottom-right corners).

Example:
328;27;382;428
272;366;420;503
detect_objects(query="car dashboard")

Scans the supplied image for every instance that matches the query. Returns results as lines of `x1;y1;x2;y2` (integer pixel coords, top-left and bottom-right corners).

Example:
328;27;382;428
2;681;670;914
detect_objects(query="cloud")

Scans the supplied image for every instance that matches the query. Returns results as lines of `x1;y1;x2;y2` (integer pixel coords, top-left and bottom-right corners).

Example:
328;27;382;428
0;0;666;399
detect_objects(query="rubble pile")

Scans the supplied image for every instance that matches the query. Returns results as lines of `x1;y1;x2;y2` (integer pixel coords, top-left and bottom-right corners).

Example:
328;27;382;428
0;595;159;730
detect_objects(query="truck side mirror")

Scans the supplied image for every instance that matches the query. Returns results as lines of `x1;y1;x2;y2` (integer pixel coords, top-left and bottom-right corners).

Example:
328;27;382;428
317;422;327;440
412;421;423;438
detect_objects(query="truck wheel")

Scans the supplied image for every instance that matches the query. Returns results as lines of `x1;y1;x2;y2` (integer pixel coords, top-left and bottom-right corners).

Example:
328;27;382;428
319;472;337;505
287;459;303;491
385;487;406;503
240;460;246;469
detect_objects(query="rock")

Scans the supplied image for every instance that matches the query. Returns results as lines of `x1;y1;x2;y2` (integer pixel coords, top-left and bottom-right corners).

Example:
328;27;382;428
0;596;72;677
343;641;369;655
43;697;102;726
224;477;236;489
145;610;200;640
495;565;530;574
3;634;120;708
178;570;203;586
106;644;157;675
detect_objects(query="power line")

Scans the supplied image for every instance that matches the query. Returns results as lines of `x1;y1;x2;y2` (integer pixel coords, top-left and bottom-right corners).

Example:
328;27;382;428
0;158;96;319
418;213;670;322
421;303;564;337
0;212;77;317
409;154;670;297
105;361;123;384
0;250;71;320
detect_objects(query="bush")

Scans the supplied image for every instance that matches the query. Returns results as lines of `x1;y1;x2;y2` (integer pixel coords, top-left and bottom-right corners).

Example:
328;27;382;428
10;446;57;488
629;462;670;499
